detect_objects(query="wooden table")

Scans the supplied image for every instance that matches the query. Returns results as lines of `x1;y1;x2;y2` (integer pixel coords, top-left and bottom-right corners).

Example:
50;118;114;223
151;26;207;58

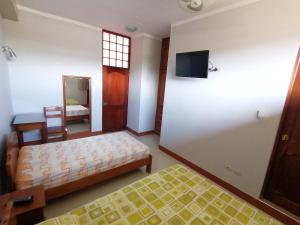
13;113;47;148
0;186;45;225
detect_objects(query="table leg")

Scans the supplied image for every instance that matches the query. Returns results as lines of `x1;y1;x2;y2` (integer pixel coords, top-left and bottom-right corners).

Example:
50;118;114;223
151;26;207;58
16;130;24;148
41;122;47;143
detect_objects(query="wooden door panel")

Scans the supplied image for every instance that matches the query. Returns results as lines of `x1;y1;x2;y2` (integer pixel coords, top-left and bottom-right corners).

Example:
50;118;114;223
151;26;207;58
160;38;170;70
103;107;126;132
155;38;170;134
277;154;300;193
102;66;128;132
264;48;300;216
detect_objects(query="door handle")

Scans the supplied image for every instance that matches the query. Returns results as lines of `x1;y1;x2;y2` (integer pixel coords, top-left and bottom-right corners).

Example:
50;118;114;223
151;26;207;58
281;134;289;141
103;102;108;106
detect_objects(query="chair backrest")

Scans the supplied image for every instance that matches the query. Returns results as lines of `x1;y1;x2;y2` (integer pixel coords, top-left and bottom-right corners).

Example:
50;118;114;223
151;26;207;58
43;106;65;127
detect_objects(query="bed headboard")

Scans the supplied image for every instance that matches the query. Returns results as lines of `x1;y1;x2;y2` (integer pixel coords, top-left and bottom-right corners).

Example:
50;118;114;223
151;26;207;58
6;132;19;190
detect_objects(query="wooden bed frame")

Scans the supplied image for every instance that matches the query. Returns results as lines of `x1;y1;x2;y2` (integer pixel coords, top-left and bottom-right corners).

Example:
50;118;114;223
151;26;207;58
66;103;90;122
5;132;152;201
66;114;90;122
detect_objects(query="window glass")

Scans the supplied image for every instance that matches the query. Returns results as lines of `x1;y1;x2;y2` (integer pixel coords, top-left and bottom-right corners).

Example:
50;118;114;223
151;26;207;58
103;58;109;66
103;31;130;68
103;49;109;58
117;36;123;44
123;46;129;54
117;44;123;52
110;34;116;43
110;58;116;67
123;53;128;61
103;32;110;41
103;41;109;49
116;60;122;67
110;42;116;51
124;38;129;46
117;52;122;60
110;51;116;59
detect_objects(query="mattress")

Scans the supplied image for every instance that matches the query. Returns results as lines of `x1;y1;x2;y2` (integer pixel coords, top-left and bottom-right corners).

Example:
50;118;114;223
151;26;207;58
15;132;150;190
36;164;282;225
66;105;89;117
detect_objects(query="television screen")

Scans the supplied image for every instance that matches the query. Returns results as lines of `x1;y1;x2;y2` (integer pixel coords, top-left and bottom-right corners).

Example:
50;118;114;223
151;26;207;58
176;50;209;78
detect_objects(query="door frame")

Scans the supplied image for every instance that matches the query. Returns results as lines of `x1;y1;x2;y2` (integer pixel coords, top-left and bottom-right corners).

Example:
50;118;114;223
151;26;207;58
102;29;131;133
262;48;300;198
62;75;92;133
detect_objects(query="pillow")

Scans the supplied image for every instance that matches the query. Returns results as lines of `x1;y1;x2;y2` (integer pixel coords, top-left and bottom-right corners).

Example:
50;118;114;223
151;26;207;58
66;98;79;105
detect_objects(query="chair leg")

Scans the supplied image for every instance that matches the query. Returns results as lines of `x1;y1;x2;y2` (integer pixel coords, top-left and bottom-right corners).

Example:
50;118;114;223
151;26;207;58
146;155;152;173
146;163;152;173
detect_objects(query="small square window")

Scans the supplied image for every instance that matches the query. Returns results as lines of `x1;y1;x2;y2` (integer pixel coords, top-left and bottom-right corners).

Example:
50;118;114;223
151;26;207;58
103;49;109;58
117;36;123;44
103;41;109;49
117;44;123;52
123;53;128;61
123;46;129;54
103;32;110;41
124;38;129;46
103;58;109;66
110;43;116;51
110;58;116;67
110;34;116;43
103;31;130;68
117;52;122;60
116;60;122;67
110;51;116;59
123;61;128;68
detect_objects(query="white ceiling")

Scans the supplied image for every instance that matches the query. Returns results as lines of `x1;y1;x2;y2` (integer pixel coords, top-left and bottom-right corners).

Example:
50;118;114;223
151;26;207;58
18;0;248;38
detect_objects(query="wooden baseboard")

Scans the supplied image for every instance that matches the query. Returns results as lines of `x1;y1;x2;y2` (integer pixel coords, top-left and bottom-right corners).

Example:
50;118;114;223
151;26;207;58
159;145;298;225
67;131;103;140
127;127;155;136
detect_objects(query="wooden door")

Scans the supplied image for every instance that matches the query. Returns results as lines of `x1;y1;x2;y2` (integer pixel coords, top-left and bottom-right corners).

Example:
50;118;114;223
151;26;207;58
155;38;170;134
102;66;129;132
263;48;300;216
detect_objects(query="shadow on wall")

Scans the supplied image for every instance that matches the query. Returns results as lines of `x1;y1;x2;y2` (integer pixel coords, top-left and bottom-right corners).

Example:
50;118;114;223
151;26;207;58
0;116;14;193
0;130;13;194
161;114;281;197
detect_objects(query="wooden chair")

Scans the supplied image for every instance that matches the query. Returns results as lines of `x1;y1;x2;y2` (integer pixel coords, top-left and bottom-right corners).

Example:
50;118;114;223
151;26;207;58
43;106;67;142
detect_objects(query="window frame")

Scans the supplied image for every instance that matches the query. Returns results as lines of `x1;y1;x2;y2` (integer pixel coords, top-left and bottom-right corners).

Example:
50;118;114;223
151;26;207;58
102;29;131;69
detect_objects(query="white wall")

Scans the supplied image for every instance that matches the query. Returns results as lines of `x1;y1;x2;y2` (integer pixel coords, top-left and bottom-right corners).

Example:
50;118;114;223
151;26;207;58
127;37;143;132
0;15;13;192
139;37;161;132
127;35;161;132
160;0;300;197
4;9;102;132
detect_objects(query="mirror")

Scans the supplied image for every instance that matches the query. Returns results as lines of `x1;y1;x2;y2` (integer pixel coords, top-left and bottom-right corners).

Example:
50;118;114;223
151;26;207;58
63;76;91;134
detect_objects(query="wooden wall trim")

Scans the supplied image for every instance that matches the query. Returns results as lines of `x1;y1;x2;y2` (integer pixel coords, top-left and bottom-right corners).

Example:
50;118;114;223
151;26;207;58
126;127;155;137
159;145;299;225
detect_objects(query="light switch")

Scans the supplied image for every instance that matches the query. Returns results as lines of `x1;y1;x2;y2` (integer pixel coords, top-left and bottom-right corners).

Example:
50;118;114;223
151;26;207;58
256;110;265;120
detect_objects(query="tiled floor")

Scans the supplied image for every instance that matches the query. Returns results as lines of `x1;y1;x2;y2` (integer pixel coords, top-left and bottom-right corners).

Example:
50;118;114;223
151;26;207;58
44;132;180;219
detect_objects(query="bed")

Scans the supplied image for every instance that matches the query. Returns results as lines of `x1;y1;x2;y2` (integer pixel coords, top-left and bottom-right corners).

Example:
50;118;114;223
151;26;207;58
6;131;152;200
66;104;90;121
36;164;282;225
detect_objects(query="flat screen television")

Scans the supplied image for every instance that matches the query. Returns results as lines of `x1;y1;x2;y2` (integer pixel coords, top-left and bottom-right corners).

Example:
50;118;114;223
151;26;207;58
176;50;209;78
